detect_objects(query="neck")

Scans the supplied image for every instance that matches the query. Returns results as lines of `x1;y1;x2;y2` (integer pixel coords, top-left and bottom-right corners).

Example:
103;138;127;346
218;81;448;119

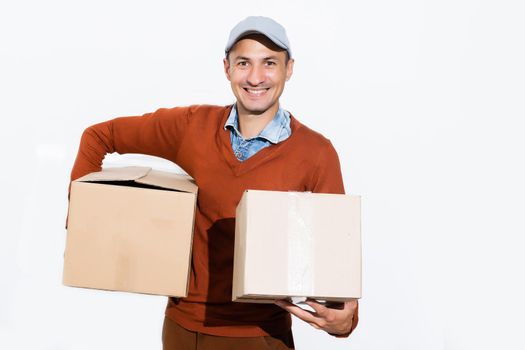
237;103;279;139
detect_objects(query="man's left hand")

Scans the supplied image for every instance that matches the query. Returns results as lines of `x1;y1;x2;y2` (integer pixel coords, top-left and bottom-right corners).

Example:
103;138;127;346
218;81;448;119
275;298;358;336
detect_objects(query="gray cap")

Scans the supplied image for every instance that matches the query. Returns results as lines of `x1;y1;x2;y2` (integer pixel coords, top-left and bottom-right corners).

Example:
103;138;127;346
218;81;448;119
225;16;292;58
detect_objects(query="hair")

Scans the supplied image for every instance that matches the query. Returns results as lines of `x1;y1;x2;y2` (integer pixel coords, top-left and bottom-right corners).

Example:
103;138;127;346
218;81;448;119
226;34;291;64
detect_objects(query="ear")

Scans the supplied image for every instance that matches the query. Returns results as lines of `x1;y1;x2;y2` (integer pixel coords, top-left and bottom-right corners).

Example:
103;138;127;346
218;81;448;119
285;58;295;81
223;57;232;81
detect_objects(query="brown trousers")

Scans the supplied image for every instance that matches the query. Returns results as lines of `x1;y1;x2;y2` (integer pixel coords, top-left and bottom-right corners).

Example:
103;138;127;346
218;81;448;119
162;317;295;350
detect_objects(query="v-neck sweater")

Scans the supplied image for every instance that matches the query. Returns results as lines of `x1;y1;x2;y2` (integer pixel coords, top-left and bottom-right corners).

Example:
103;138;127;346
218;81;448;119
70;104;347;337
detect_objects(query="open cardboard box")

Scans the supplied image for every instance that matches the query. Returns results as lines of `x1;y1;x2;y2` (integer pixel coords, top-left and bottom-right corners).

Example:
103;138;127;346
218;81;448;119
63;166;197;297
233;190;361;303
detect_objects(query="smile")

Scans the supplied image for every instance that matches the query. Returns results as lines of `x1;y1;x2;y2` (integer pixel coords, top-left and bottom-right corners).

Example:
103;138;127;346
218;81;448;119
243;88;269;97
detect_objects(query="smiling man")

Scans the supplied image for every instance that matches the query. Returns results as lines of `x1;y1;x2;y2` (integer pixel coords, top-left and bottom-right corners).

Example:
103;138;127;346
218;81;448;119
223;32;293;140
70;16;358;350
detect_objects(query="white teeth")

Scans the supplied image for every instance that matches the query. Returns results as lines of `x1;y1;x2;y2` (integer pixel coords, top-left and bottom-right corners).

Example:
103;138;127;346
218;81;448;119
246;89;267;96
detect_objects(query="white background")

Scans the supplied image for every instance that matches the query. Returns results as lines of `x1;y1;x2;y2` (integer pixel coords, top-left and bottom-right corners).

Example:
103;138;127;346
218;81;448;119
1;0;524;349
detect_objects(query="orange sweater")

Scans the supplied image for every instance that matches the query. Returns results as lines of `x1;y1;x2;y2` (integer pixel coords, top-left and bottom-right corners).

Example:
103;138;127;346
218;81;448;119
71;104;355;337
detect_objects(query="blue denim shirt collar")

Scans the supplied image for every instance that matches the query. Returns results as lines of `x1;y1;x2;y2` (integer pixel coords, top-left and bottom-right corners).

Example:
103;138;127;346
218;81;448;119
224;104;291;144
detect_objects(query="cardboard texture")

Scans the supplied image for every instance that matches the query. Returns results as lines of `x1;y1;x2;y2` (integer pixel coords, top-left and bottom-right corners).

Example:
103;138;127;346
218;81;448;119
232;190;361;303
63;166;197;297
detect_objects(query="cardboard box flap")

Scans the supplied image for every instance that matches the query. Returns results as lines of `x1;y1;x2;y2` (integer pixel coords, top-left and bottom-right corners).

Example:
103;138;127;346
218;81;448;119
135;169;198;193
76;166;151;182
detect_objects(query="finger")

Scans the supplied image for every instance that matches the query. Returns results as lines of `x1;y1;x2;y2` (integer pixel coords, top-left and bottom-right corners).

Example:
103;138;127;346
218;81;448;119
304;299;329;317
275;300;318;324
309;322;321;330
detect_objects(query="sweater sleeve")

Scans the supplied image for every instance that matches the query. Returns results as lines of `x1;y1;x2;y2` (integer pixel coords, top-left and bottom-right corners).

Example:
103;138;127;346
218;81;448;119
66;106;191;228
310;140;360;338
70;106;190;182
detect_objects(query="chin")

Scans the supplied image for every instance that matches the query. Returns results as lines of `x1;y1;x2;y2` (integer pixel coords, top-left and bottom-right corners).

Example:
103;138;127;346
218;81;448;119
244;106;270;115
238;101;277;116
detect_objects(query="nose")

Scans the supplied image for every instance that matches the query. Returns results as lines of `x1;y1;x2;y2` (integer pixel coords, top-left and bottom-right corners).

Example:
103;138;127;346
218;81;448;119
246;64;265;86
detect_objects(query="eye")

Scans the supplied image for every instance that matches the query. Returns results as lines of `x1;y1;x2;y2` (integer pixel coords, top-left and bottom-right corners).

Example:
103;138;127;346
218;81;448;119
237;61;249;67
266;61;277;66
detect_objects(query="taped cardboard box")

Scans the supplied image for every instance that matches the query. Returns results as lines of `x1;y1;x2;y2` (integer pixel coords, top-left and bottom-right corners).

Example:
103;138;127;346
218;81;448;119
63;166;197;297
233;190;361;303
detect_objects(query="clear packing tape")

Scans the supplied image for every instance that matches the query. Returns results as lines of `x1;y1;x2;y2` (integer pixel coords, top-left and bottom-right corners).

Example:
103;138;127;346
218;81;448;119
287;192;315;297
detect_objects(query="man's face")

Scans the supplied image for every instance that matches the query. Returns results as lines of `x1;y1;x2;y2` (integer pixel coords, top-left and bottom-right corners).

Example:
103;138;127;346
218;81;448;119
223;34;294;117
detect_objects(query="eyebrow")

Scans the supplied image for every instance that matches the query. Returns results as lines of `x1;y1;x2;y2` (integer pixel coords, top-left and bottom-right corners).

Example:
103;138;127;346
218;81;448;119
234;55;280;62
234;56;251;62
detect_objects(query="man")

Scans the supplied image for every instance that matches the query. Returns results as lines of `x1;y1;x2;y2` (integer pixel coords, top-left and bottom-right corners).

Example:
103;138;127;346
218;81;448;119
70;16;358;350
